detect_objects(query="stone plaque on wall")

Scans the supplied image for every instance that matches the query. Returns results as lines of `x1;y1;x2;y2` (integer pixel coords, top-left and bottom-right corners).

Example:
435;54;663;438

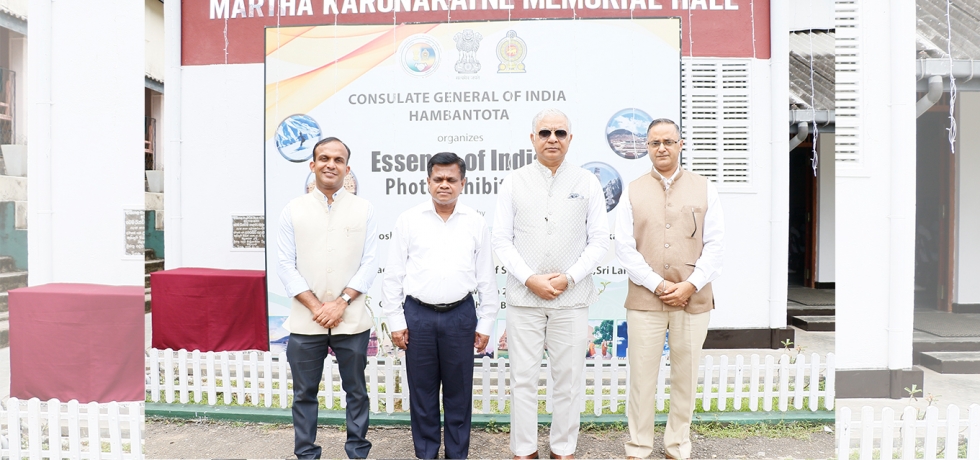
124;209;145;256
232;215;265;249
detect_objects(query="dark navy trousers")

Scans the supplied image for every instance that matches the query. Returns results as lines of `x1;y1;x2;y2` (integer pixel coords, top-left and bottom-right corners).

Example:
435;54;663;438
404;295;478;459
286;330;372;459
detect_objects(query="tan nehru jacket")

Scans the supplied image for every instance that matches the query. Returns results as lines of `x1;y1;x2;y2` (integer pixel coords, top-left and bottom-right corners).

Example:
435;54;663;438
284;190;374;335
624;169;714;313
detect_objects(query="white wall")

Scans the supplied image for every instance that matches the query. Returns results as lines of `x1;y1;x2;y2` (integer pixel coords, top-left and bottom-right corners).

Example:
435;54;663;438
816;132;834;283
27;0;145;286
145;0;165;83
788;0;835;31
173;64;266;270
955;92;980;305
836;0;916;370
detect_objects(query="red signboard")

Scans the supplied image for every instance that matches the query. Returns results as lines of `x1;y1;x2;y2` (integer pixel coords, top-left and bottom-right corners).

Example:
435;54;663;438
182;0;770;65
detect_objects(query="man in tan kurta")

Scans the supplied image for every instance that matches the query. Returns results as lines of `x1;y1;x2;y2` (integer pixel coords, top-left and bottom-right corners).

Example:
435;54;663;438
615;119;725;460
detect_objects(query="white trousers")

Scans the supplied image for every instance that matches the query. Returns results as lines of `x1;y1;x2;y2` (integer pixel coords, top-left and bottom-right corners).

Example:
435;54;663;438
624;309;710;460
507;305;590;457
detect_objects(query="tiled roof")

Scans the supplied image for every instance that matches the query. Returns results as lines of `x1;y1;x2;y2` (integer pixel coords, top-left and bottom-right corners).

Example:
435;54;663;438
789;30;834;112
917;0;980;59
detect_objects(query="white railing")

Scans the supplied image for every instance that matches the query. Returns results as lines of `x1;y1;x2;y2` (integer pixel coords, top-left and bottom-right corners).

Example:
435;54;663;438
838;405;980;460
146;349;835;414
0;398;143;460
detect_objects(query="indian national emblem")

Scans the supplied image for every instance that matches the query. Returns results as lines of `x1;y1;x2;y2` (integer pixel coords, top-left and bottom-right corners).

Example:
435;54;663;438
453;29;483;74
497;30;527;73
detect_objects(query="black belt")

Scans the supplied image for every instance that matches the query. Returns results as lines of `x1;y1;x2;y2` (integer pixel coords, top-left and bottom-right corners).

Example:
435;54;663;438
408;293;472;313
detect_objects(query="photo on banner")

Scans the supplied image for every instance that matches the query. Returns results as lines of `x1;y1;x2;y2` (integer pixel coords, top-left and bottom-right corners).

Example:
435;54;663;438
264;18;681;355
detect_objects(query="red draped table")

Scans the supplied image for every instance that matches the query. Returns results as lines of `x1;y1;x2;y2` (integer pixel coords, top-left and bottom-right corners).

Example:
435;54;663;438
8;283;145;403
150;268;268;352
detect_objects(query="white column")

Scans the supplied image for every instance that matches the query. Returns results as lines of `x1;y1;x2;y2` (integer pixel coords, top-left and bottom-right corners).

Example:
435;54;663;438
27;0;54;285
816;133;835;283
836;0;916;371
885;0;916;370
164;0;183;268
27;0;145;286
768;0;790;328
955;92;980;305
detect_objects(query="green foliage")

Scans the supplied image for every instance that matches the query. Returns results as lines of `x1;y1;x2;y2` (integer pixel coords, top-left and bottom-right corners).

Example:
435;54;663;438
694;421;824;440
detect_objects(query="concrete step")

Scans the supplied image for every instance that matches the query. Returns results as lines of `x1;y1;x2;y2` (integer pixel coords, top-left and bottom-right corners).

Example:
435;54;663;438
789;315;835;331
912;336;980;364
145;273;151;289
0;255;16;273
920;351;980;374
0;291;7;313
145;259;164;275
145;291;152;313
787;304;835;317
0;271;27;293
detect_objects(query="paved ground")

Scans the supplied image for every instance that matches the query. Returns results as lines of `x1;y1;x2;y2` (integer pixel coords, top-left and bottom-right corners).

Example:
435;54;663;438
146;417;836;459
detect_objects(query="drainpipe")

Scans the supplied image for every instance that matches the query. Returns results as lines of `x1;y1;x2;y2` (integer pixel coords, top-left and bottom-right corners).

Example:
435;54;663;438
915;75;943;118
26;0;54;285
789;121;809;151
769;0;790;331
888;0;916;371
164;0;183;269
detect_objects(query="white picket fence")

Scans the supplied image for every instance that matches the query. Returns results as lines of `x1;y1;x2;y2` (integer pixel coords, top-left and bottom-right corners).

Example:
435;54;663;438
838;405;980;460
146;348;835;413
0;398;143;460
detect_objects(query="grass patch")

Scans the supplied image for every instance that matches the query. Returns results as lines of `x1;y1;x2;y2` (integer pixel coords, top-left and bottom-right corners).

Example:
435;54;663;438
694;421;826;440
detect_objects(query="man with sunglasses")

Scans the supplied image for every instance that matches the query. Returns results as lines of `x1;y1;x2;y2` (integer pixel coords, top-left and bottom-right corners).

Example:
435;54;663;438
492;109;610;460
278;137;378;459
615;119;724;460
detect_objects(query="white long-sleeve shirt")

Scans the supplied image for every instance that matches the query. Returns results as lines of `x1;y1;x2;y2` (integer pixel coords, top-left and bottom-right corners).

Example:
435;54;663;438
276;188;379;297
382;200;499;336
615;173;724;293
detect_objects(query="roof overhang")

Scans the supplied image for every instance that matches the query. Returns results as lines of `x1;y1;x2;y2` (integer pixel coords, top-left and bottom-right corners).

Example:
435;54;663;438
916;58;980;91
789;109;834;134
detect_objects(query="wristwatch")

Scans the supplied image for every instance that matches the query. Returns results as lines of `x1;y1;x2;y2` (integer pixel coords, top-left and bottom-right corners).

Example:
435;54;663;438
340;293;353;305
564;273;575;289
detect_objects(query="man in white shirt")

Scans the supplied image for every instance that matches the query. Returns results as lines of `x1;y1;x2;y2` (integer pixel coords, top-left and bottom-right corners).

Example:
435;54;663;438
382;152;499;459
277;137;379;459
615;119;724;460
492;109;610;460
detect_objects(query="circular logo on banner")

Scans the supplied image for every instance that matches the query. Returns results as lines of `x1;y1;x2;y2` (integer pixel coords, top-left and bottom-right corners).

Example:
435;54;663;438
399;35;441;77
582;162;623;212
305;170;358;195
606;108;654;160
275;114;322;162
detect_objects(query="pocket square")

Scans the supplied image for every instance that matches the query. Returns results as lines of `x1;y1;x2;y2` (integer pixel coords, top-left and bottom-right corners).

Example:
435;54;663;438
567;193;582;199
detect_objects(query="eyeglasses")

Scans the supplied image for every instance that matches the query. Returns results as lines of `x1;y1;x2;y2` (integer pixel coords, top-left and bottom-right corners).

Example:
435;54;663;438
537;129;568;140
647;139;680;148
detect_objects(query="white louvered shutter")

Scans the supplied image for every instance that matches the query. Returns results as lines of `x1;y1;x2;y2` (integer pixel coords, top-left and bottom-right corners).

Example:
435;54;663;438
835;0;861;165
680;59;752;185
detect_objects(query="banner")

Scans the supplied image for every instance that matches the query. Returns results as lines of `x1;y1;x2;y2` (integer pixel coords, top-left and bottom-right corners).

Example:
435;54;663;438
265;18;681;357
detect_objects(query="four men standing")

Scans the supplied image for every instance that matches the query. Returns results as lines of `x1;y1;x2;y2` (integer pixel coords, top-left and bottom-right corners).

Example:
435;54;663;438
280;114;723;460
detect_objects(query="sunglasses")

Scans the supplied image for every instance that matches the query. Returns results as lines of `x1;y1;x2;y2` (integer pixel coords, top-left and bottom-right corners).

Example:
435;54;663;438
537;129;568;140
